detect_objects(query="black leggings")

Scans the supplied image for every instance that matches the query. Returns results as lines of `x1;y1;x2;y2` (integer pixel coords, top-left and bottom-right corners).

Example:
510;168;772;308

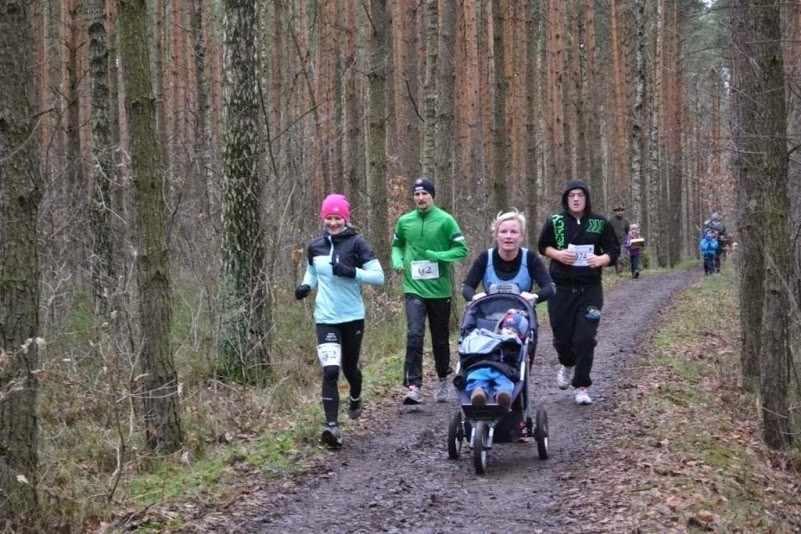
316;320;364;425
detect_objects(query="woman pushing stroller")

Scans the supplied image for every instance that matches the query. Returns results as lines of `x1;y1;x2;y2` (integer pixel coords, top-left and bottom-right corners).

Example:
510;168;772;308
459;209;555;408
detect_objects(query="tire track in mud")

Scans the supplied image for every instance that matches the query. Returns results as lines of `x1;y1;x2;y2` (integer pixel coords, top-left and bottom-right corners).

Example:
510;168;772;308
183;269;702;533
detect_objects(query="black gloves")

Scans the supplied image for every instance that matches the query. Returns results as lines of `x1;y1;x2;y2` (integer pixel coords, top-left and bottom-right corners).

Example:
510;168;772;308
331;262;357;278
294;284;311;300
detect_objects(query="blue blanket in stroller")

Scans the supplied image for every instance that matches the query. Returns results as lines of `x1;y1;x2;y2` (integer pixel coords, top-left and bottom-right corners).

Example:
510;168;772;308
456;328;523;383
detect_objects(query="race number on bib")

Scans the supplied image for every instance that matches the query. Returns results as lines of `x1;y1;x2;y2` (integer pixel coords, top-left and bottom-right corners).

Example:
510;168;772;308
317;342;342;367
568;244;594;267
411;259;440;280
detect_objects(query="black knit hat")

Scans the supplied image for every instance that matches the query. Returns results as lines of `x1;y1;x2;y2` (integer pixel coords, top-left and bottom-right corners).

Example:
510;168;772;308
412;176;435;198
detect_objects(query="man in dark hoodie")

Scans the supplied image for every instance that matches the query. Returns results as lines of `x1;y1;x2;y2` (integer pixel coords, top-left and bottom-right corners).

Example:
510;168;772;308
537;179;620;405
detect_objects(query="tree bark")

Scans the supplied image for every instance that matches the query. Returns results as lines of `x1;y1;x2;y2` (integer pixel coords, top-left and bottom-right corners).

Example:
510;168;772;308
0;2;42;526
117;0;183;453
525;0;541;235
436;0;456;211
393;0;421;180
546;0;566;198
629;0;646;226
491;0;508;213
730;0;792;448
457;0;482;199
421;0;438;178
88;0;117;317
368;0;391;271
343;0;362;209
219;0;269;381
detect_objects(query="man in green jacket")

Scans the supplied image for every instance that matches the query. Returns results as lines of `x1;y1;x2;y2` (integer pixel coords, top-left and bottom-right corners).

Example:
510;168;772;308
392;177;468;405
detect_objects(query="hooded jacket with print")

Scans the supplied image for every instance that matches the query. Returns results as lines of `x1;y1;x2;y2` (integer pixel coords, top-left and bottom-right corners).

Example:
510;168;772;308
537;179;620;287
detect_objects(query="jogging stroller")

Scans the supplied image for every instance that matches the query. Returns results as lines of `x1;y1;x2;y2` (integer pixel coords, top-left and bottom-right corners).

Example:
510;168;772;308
447;285;549;474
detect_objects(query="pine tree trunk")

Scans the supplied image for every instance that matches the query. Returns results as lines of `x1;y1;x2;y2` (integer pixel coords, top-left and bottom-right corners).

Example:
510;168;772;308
0;2;42;525
421;0;438;178
492;0;508;213
546;0;565;197
368;0;391;271
610;0;629;208
88;0;117;317
457;0;482;199
219;0;269;381
524;0;541;234
117;0;183;453
629;0;646;225
731;0;792;447
343;0;362;208
393;0;422;180
436;0;456;211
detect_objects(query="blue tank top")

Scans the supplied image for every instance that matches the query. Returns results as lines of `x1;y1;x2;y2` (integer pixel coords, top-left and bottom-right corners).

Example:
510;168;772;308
482;247;533;292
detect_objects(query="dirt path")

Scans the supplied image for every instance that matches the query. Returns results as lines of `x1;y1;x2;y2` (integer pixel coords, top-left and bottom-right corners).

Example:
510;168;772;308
182;268;702;533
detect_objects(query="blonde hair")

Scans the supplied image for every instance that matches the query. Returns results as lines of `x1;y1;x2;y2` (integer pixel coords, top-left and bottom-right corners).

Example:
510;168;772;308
491;209;526;237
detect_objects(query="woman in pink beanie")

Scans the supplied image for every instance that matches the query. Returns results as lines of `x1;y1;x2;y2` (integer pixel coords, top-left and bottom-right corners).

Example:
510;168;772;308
295;193;385;448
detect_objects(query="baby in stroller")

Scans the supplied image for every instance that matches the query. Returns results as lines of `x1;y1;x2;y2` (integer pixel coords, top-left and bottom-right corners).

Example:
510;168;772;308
464;311;528;412
448;288;549;471
452;289;535;417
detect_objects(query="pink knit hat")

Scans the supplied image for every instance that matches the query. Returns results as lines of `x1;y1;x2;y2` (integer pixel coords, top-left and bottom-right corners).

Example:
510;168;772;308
320;193;350;222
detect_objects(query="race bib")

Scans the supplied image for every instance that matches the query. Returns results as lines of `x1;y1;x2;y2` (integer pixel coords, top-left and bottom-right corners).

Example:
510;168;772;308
568;244;594;267
411;259;440;280
317;342;342;367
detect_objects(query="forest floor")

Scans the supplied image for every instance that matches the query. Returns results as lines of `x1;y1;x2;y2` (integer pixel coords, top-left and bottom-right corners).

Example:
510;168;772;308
124;266;801;533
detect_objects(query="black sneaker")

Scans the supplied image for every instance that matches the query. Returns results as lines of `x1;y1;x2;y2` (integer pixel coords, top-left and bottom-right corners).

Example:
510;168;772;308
348;398;363;420
321;425;343;448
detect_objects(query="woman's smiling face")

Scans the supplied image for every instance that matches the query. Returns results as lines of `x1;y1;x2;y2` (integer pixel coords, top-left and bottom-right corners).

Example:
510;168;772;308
324;214;346;235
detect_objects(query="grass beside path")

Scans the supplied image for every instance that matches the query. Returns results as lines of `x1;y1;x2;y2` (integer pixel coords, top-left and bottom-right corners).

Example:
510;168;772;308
580;263;801;531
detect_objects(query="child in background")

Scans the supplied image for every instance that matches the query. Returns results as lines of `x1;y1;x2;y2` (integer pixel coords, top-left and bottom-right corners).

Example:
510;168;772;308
465;311;527;412
700;228;719;275
623;223;645;279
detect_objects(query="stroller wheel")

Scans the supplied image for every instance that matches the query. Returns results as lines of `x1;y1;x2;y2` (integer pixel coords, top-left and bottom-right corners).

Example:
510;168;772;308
534;409;549;460
472;421;489;475
447;411;465;459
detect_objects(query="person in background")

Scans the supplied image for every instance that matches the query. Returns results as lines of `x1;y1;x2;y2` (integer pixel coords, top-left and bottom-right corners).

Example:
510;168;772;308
461;208;555;307
700;227;719;276
392;177;468;405
537;179;620;406
623;223;645;279
609;205;630;275
704;212;727;272
295;193;385;448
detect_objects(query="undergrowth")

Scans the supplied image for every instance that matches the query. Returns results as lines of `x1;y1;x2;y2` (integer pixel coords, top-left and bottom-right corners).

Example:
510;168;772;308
597;262;801;531
33;260;801;532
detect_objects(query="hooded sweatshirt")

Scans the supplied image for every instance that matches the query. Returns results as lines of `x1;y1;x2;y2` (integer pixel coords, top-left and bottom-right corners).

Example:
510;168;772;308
537;179;620;287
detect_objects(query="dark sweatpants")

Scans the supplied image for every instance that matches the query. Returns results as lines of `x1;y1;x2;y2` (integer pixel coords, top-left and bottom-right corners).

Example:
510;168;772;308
547;284;603;388
403;295;452;388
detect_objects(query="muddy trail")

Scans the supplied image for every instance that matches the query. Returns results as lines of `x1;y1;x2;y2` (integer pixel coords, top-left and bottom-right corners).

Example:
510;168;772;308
182;268;702;533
